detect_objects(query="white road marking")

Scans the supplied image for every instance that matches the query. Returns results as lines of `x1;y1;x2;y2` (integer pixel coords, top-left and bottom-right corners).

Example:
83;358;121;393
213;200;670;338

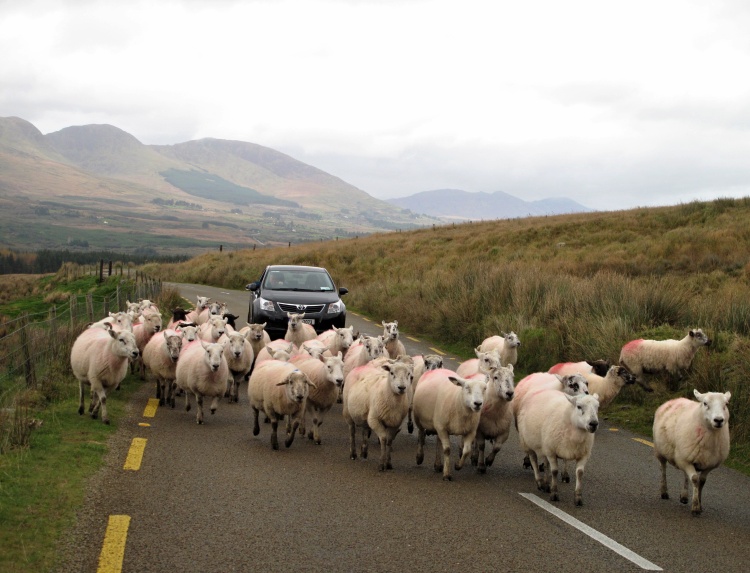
519;493;662;571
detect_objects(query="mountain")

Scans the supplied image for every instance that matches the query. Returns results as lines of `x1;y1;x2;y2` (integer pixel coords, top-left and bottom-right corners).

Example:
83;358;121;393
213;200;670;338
387;189;592;220
0;117;435;255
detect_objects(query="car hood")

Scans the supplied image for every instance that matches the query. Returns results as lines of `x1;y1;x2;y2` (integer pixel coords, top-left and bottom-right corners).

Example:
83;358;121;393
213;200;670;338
262;290;341;304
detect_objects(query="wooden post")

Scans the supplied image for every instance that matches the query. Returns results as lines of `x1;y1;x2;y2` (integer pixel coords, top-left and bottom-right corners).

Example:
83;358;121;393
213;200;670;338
86;293;94;322
70;294;77;323
99;259;104;283
19;313;36;388
103;297;109;317
116;284;121;310
49;306;58;357
108;260;113;277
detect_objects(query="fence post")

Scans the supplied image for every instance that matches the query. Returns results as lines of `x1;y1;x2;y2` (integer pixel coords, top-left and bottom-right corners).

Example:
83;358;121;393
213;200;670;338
103;296;109;317
19;313;36;388
108;260;112;277
86;293;94;322
99;259;104;283
70;295;77;323
49;305;58;357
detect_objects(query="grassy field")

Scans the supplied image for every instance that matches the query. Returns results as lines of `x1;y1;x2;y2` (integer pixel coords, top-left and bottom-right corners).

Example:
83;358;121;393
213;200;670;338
143;197;750;474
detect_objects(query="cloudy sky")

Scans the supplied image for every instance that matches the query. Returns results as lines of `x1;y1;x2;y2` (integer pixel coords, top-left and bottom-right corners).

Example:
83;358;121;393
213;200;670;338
2;0;750;211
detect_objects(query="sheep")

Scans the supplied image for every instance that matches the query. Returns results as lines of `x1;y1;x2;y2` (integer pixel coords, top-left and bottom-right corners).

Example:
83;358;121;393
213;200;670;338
548;363;636;409
221;331;255;403
185;296;211;325
197;315;227;343
208;300;227;317
316;326;355;358
91;311;137;332
142;329;184;407
478;331;521;367
469;364;515;473
340;335;389;403
247;360;316;449
406;354;443;434
342;360;414;470
382;320;407;359
132;311;163;379
517;389;601;505
284;312;317;346
255;340;297;364
222;312;240;332
455;347;502;378
70;325;140;424
653;389;731;516
175;322;199;343
294;352;345;444
166;308;189;330
412;369;488;480
174;340;229;424
619;328;712;391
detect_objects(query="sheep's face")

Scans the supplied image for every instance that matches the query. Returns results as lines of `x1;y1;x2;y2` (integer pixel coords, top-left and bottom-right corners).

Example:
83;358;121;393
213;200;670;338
383;362;413;395
325;353;345;387
196;296;210;310
382;321;399;341
335;326;354;350
110;312;134;332
303;344;326;359
227;333;246;359
201;342;225;372
503;331;521;348
614;366;636;386
560;374;589;396
287;312;304;331
487;365;515;401
165;332;183;362
689;328;712;348
144;312;162;334
181;325;198;342
209;301;224;316
450;375;487;412
424;354;443;371
586;359;611;377
111;330;139;360
207;317;227;339
280;371;311;404
476;350;502;373
569;393;600;433
365;336;387;360
694;390;731;429
249;323;267;341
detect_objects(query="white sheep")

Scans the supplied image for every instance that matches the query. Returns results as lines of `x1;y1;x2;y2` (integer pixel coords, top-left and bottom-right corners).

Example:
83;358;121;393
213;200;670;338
70;325;140;424
240;323;271;363
185;296;211;325
517;389;600;505
175;322;199;343
406;354;443;434
548;363;636;409
292;352;345;444
455;347;502;378
197;315;227;343
412;369;488;481
166;307;189;330
142;329;184;407
342;335;389;380
223;331;254;403
132;311;163;379
653;389;731;515
91;311;136;332
247;360;316;450
478;331;521;367
316;326;355;358
343;360;414;470
284;312;317;346
469;364;515;473
255;340;297;364
174;340;229;424
382;320;407;358
619;328;712;391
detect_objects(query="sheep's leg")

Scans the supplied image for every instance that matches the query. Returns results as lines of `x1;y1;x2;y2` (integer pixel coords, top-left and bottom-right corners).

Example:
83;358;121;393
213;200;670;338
486;438;502;468
685;466;703;515
434;433;446;475
311;409;324;445
155;376;162;403
547;455;560;502
560;459;570;483
360;426;371;459
195;394;204;424
285;416;300;448
574;460;586;506
680;472;690;505
348;422;357;460
209;396;219;416
438;430;453;480
252;407;260;436
407;406;414;434
474;435;486;473
89;387;100;419
92;387;109;424
78;380;86;415
416;428;425;465
270;418;280;450
696;471;709;514
455;430;475;472
167;381;175;409
385;427;398;470
658;455;669;499
528;450;546;492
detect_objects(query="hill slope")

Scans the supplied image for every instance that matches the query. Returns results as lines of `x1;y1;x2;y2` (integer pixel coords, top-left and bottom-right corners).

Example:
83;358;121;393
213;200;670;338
387;188;592;220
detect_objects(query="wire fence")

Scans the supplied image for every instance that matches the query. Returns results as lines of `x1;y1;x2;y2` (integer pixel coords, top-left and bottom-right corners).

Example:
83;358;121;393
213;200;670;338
0;274;162;396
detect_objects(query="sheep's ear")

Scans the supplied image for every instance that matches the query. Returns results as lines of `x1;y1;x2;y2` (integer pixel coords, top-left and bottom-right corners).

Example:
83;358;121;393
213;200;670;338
448;376;466;388
336;351;343;359
501;331;507;337
724;391;731;402
201;341;210;350
564;393;577;405
107;328;118;340
393;320;398;327
554;374;563;382
693;389;703;400
507;364;514;373
306;379;318;389
163;330;169;340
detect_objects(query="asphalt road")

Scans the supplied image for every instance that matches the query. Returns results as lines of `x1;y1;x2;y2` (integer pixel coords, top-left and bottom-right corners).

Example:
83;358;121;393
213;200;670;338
53;283;750;573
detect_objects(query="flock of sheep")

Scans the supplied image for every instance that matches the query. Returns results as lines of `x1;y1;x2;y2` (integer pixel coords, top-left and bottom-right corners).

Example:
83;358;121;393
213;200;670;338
69;295;730;516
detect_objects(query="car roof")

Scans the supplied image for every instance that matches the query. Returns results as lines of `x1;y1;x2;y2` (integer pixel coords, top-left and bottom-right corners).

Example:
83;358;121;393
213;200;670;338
265;265;327;273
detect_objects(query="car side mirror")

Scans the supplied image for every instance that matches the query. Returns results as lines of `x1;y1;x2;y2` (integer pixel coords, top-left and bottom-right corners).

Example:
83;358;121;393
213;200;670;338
338;287;348;296
246;282;259;292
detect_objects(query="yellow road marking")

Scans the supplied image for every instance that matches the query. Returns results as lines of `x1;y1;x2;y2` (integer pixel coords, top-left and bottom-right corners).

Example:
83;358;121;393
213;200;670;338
123;438;147;471
429;347;445;355
138;422;151;427
633;438;654;447
361;317;371;322
142;398;159;418
406;336;420;342
609;428;620;432
97;515;131;573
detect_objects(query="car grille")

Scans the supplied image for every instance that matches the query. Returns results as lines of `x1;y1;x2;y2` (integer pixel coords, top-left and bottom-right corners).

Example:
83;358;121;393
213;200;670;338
278;303;326;314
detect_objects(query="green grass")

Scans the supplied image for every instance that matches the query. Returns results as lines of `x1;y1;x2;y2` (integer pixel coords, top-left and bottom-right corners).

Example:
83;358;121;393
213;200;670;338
0;376;141;573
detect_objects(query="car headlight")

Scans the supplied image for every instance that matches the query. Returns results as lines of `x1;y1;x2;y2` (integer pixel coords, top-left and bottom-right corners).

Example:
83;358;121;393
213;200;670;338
258;298;275;312
327;300;343;314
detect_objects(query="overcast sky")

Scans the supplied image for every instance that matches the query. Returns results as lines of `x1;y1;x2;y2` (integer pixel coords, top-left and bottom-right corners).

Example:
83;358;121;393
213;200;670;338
2;0;750;211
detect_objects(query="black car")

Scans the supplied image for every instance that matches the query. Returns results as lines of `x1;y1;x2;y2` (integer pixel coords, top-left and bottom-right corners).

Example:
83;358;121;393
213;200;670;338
246;265;348;339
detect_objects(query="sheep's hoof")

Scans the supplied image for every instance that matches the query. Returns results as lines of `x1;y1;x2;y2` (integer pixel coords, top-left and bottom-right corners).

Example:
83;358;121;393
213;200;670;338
691;508;702;517
78;406;84;415
386;462;393;470
442;475;453;481
561;475;570;483
103;419;110;425
550;493;559;502
477;466;487;474
314;439;322;445
575;497;583;507
210;408;216;415
378;464;386;472
253;426;260;436
90;413;98;420
661;493;670;500
407;422;414;434
416;454;424;465
285;438;294;448
186;404;191;412
350;453;357;460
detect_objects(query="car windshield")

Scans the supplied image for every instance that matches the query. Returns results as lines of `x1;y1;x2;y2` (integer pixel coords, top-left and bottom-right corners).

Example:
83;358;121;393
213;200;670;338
263;270;335;292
